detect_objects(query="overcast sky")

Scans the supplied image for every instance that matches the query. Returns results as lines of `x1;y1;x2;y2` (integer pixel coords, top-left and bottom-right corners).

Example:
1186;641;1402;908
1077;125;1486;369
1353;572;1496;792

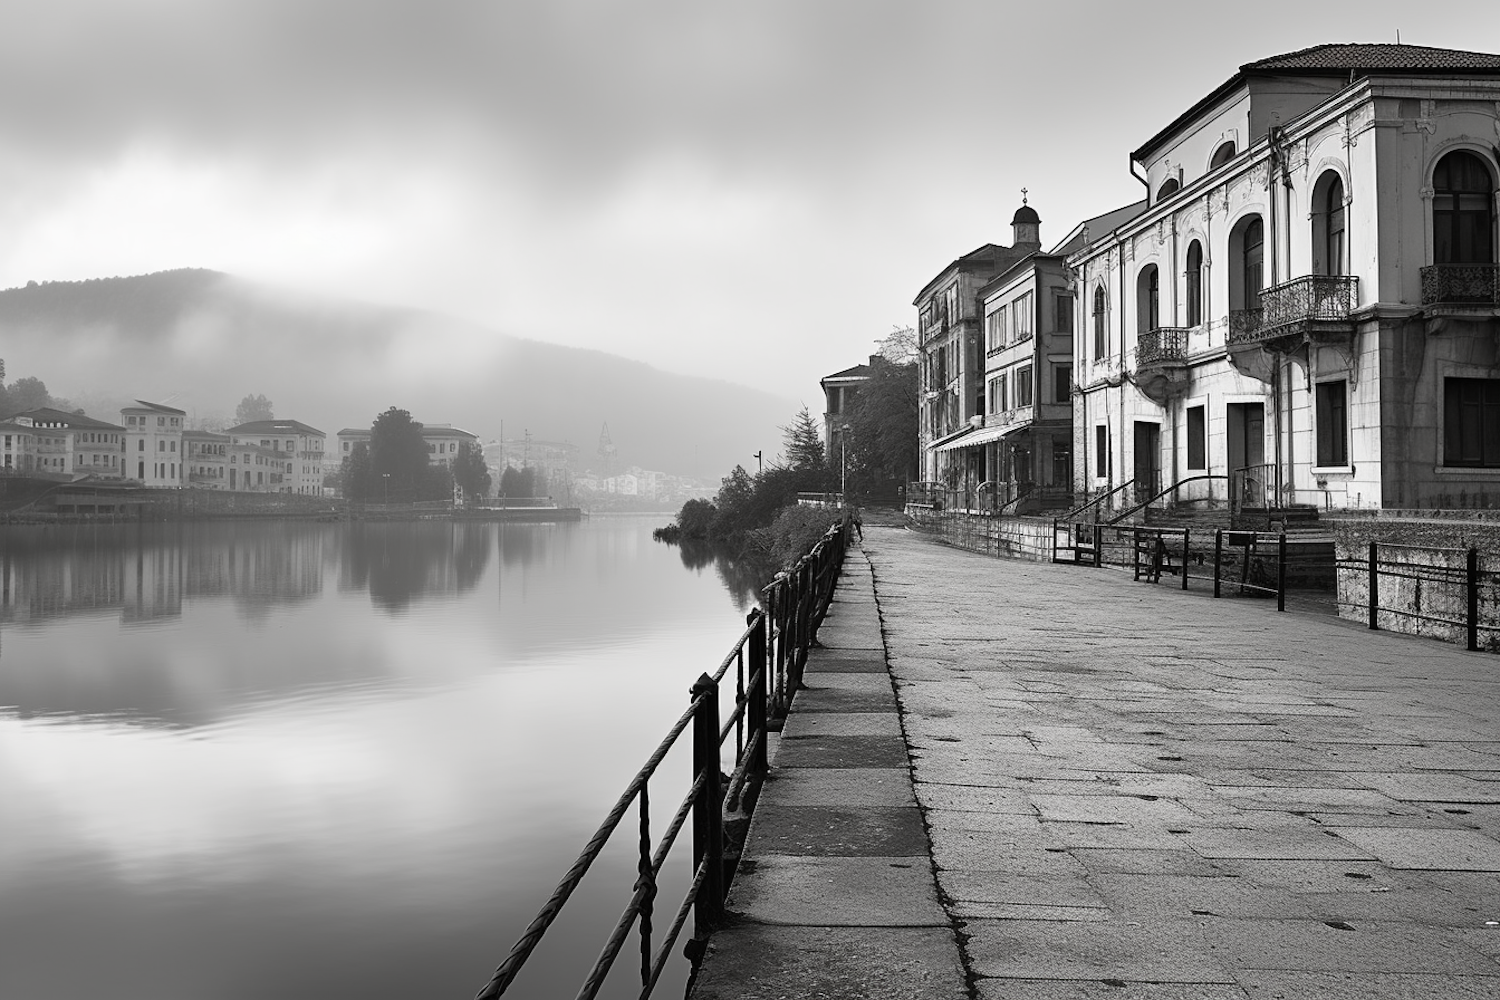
3;0;1496;409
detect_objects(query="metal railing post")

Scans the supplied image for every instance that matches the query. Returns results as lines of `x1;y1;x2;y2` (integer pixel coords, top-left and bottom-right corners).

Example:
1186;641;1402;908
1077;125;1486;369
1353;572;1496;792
1213;529;1222;598
1468;547;1480;652
1368;541;1379;631
1277;531;1287;613
1093;524;1102;568
1182;528;1191;591
748;611;768;776
690;673;724;936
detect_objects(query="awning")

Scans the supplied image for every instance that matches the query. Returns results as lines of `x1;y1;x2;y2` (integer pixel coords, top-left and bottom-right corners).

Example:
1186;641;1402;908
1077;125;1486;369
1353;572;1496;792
926;426;975;452
932;423;1024;453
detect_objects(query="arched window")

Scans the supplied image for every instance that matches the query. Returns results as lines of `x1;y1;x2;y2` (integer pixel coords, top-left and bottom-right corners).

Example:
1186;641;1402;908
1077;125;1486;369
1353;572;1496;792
1433;150;1495;265
1210;141;1236;169
1137;264;1160;336
1092;285;1107;359
1157;177;1181;202
1185;240;1203;326
1229;215;1264;312
1312;171;1346;276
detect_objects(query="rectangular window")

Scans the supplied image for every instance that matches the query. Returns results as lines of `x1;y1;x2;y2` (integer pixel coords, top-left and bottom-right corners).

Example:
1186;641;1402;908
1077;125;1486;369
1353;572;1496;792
988;375;1008;414
1016;365;1033;407
1054;365;1071;404
1186;405;1206;470
1054;294;1074;334
1315;381;1349;467
1095;425;1110;478
986;309;1006;351
1013;293;1034;341
1443;377;1500;467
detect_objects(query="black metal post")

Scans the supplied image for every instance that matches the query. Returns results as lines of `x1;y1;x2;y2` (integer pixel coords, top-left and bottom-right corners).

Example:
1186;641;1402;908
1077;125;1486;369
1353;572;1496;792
690;673;724;935
1368;541;1379;631
748;611;768;776
1277;531;1287;613
1468;547;1480;652
1182;528;1190;591
1093;524;1102;568
1213;529;1222;598
1132;528;1141;580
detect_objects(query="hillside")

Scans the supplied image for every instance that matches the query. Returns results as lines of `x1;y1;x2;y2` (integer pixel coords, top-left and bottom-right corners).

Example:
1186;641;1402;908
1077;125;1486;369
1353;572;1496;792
0;270;796;478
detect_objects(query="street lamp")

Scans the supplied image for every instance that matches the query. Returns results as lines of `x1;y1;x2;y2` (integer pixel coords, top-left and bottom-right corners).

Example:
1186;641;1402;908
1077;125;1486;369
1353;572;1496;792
382;472;390;506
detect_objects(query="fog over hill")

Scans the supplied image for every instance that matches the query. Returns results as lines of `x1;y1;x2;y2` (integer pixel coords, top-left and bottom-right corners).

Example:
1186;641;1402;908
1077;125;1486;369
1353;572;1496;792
0;270;797;478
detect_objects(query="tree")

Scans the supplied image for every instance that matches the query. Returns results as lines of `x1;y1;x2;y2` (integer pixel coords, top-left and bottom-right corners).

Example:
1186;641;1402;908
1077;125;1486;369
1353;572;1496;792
499;464;528;498
4;376;51;414
368;407;433;502
452;440;492;500
781;405;826;470
235;394;274;424
844;355;919;492
342;441;374;500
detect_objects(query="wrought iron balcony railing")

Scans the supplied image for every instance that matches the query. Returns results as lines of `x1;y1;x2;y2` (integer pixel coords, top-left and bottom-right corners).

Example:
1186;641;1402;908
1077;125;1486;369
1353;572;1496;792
1136;326;1189;367
1421;264;1500;307
1227;275;1358;345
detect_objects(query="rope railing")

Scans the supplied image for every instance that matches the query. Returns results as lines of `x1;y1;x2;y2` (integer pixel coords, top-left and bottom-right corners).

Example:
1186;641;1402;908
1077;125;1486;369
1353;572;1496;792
473;516;851;999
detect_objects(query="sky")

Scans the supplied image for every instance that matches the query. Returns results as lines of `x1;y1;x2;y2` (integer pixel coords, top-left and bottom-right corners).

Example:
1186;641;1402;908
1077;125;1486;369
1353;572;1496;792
3;0;1498;411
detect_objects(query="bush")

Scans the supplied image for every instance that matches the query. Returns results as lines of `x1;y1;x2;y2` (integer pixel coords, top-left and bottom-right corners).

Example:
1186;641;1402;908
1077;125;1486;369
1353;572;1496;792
754;504;841;570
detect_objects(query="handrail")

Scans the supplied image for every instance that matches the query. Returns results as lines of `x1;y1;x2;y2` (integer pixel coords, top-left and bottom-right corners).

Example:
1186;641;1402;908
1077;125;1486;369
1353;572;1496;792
1057;479;1135;522
475;518;851;998
1106;474;1230;525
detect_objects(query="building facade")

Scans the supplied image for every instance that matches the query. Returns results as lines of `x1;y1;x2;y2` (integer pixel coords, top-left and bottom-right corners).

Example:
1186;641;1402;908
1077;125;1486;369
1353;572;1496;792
121;401;186;487
1070;43;1500;512
227;420;326;495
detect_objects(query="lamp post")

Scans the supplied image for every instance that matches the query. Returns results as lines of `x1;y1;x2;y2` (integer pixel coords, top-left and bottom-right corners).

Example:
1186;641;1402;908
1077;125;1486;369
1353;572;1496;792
382;473;390;506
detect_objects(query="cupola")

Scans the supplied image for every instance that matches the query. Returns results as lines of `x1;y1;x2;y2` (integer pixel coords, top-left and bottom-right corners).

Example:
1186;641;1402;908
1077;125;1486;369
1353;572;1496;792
1011;189;1041;251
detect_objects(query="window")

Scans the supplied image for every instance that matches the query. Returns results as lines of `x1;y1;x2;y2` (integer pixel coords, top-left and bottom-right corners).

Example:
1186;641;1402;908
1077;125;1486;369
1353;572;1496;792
988;375;1007;414
1054;365;1071;403
1313;171;1346;276
1186;405;1206;470
1230;215;1264;310
1054;294;1073;334
1013;293;1034;341
1092;286;1107;358
138;439;144;452
1016;365;1033;407
1316;382;1349;466
1095;425;1110;478
1185;241;1203;326
1210;141;1236;169
1433;151;1495;265
1444;377;1500;467
1137;265;1159;335
1157;177;1180;201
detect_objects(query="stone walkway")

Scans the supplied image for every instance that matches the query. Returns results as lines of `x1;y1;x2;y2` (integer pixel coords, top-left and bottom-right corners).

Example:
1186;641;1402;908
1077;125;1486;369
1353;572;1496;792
694;525;1500;999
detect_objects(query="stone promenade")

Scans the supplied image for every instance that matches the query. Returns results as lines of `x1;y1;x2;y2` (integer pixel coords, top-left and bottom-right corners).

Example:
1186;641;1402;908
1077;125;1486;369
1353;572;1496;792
691;524;1500;1000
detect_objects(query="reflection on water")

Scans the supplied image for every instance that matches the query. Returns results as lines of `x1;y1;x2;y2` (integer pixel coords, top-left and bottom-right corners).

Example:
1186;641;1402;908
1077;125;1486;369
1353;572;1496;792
672;538;771;612
0;516;745;1000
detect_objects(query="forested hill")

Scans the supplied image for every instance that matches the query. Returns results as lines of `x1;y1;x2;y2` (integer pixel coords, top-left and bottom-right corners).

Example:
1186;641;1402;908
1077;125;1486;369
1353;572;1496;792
0;270;794;477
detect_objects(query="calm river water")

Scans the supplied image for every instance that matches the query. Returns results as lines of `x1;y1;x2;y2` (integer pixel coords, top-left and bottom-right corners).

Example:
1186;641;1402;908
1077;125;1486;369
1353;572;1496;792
0;516;760;999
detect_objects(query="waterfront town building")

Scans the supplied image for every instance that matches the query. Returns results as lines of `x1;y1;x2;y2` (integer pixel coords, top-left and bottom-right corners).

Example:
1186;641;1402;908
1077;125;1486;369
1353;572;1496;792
227;420;327;495
183;430;230;489
121;400;186;487
337;423;478;469
820;359;873;465
1069;43;1500;512
7;407;126;481
906;209;1050;491
0;421;36;473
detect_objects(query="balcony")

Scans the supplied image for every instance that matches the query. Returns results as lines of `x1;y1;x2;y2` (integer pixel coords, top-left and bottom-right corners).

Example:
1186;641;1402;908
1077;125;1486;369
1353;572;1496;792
1134;326;1191;404
1228;275;1358;350
1421;264;1500;313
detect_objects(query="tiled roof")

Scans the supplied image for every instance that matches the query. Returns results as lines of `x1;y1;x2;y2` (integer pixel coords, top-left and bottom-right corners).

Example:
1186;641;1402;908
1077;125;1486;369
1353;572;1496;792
228;419;325;437
1050;199;1149;257
1245;43;1500;72
822;364;872;382
7;406;124;430
421;426;477;438
126;400;187;415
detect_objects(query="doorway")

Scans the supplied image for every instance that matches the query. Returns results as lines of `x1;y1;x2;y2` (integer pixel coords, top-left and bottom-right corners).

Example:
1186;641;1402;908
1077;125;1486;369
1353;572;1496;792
1226;402;1267;506
1133;421;1161;503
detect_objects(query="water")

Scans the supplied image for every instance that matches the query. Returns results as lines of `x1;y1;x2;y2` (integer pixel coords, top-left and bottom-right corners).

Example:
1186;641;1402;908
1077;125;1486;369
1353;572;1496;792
0;516;758;1000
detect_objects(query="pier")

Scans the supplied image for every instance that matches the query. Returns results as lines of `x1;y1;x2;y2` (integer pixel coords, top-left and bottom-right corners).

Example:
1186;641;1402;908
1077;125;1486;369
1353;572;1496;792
692;524;1500;998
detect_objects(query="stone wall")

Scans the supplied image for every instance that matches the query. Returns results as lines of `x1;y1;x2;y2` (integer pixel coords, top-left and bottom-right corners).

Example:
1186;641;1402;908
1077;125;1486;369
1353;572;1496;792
1325;512;1500;651
904;508;1054;562
131;488;339;520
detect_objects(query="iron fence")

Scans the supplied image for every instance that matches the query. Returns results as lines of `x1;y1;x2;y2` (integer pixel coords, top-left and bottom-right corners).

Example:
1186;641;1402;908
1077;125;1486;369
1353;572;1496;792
1421;263;1500;306
473;519;850;1000
1336;541;1499;651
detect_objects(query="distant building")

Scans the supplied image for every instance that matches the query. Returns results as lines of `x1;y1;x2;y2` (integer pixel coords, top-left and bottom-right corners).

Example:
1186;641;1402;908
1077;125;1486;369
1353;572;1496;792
7;407;127;481
226;419;326;494
820;360;873;463
182;430;230;489
0;421;36;473
419;424;479;466
121;400;186;487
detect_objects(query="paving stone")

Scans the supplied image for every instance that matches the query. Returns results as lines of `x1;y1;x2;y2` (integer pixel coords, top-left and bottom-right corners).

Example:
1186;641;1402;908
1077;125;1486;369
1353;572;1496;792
692;925;966;1000
781;711;903;738
774;733;909;769
789;683;897;714
1331;827;1500;871
1200;917;1499;975
963;917;1231;982
1236;970;1500;1000
745;804;928;857
977;981;1249;1000
804;650;888;673
757;768;916;808
725;855;948;926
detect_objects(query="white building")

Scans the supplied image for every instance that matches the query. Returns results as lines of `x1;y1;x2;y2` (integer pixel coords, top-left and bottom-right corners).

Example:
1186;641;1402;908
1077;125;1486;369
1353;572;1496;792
121;400;186;487
226;420;327;495
1070;43;1500;512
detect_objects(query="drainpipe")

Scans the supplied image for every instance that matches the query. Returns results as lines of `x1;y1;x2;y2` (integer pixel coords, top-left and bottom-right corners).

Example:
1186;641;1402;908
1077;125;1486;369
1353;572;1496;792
1126;157;1151;498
